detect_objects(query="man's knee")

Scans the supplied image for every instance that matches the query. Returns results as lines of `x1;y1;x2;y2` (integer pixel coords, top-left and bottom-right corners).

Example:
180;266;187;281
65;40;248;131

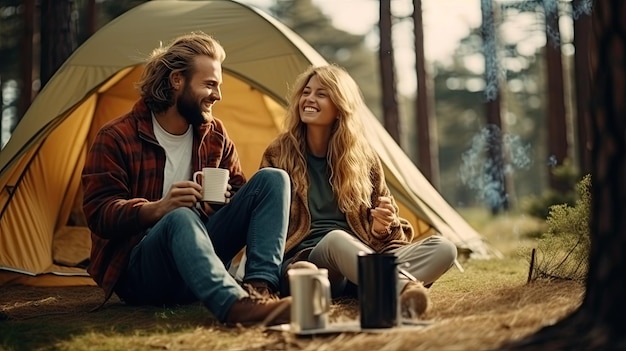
157;207;205;238
162;207;199;224
255;167;289;187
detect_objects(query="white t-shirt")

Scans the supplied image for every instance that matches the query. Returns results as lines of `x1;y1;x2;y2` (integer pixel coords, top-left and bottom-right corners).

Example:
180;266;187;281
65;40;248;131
152;114;193;199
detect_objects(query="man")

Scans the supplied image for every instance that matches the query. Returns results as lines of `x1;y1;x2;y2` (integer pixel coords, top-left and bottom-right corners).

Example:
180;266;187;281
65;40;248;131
82;31;291;326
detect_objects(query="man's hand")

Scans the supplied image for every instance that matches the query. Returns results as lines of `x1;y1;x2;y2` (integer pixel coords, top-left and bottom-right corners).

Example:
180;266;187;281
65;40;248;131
161;181;203;211
138;181;202;227
200;184;233;215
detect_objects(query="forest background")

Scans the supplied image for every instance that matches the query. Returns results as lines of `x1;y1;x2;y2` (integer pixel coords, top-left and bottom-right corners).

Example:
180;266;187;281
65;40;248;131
0;0;591;215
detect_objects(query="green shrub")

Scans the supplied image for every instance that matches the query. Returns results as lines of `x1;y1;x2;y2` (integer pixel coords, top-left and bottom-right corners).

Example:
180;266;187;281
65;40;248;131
520;159;579;219
520;189;576;220
522;174;591;282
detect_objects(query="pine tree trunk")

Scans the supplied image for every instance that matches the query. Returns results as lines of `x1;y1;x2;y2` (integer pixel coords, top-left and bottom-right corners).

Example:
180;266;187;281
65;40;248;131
413;0;439;189
480;0;509;213
572;0;593;176
40;0;77;88
378;0;401;144
583;0;626;338
18;0;35;121
544;0;570;193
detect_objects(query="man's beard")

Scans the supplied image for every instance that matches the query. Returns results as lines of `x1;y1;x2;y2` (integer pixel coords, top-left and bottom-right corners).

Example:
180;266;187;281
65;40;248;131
176;84;209;127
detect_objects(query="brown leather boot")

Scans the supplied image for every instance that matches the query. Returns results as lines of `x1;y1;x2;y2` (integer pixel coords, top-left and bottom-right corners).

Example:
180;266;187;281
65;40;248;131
242;280;280;300
400;281;430;319
225;295;292;327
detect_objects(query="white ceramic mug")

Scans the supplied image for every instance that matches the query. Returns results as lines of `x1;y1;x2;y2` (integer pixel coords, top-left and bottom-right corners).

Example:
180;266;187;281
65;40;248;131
192;167;229;204
288;268;331;332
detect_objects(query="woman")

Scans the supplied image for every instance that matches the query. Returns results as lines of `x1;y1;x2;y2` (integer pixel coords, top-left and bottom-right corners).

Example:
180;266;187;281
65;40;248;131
260;64;457;318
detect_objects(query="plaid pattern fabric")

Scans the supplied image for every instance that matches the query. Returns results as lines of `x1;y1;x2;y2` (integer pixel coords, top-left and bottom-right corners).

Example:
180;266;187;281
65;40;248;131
82;99;246;301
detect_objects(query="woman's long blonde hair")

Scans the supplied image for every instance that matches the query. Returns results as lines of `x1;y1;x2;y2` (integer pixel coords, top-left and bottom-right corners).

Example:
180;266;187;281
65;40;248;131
274;64;376;212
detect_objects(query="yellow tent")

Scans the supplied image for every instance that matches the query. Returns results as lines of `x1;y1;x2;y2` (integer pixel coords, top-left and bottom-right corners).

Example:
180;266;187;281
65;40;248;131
0;0;492;287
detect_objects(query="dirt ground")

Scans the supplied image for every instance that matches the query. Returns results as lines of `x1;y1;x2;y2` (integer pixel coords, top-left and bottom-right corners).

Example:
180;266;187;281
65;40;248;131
0;278;584;351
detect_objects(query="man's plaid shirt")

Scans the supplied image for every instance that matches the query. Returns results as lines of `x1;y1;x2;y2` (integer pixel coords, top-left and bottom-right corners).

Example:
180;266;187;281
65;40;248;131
81;99;246;303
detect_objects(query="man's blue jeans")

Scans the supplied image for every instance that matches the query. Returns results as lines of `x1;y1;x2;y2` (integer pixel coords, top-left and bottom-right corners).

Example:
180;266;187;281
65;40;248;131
120;168;290;322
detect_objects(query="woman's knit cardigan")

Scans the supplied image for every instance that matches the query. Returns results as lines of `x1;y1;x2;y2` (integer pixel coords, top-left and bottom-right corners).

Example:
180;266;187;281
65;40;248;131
260;139;415;254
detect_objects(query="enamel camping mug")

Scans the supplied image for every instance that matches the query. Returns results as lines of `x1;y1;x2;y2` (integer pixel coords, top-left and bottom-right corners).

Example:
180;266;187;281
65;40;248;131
192;167;229;204
288;267;332;332
357;252;401;329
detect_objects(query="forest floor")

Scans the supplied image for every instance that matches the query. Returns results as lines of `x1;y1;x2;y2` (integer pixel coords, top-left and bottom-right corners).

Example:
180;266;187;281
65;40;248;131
0;210;585;351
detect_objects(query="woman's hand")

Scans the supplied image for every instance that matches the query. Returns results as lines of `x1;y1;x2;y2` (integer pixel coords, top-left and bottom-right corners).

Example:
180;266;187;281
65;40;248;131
370;196;396;235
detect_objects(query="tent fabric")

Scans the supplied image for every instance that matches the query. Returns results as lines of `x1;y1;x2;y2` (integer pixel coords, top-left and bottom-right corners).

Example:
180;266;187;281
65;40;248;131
0;0;493;287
